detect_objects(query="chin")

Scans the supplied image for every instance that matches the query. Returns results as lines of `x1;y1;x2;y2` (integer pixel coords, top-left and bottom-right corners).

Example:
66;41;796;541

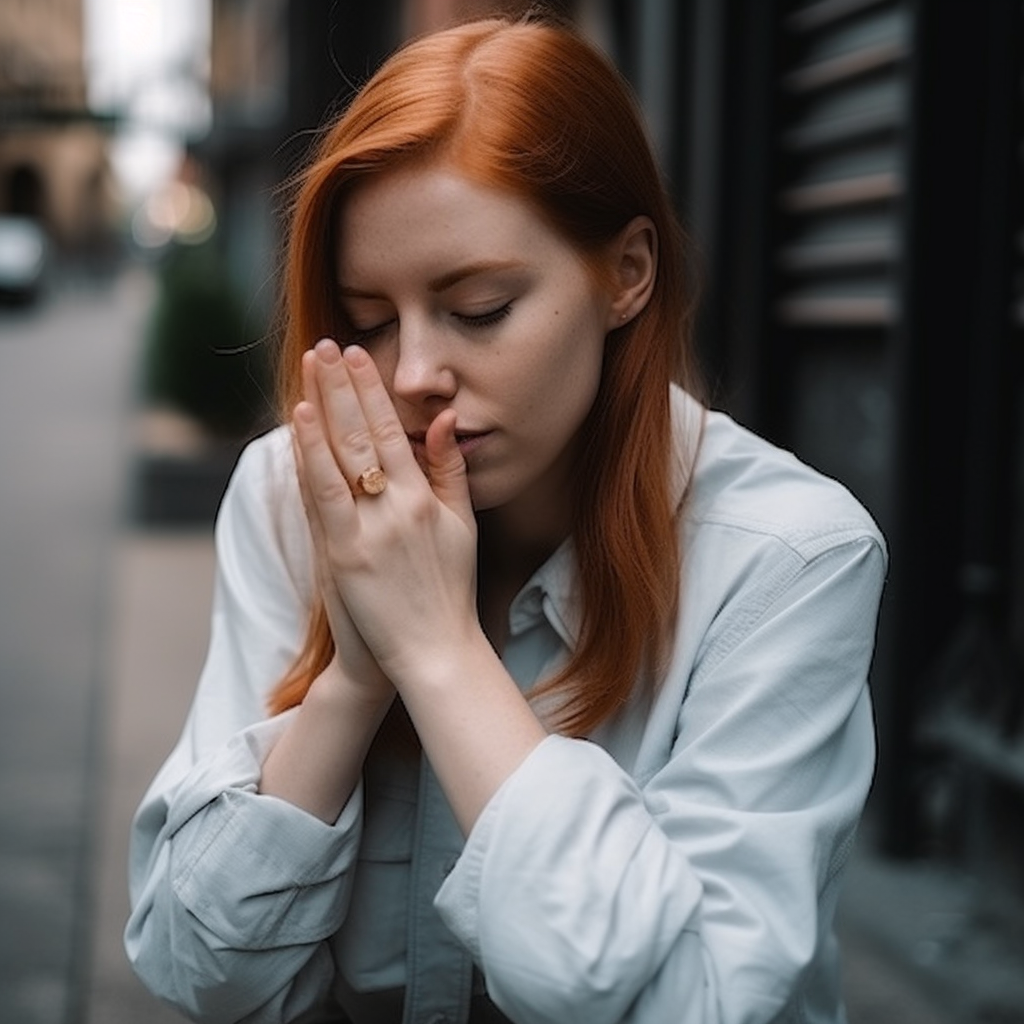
467;485;503;513
465;472;521;514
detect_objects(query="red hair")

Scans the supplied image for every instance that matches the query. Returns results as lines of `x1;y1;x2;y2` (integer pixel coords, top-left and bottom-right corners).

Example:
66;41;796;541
269;14;703;735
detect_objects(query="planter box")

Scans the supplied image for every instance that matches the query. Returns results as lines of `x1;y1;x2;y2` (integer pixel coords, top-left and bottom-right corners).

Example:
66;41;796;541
130;447;244;527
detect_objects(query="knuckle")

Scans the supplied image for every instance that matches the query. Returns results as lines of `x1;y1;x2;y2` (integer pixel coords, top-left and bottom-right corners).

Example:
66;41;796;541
314;478;353;506
338;425;374;454
407;492;436;524
327;540;372;576
374;420;407;450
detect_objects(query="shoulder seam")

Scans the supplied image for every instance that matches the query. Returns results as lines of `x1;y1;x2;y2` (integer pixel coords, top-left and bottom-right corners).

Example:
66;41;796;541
686;513;884;565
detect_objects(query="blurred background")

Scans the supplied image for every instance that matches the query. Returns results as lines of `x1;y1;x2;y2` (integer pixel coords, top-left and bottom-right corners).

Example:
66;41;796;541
1;0;1023;1022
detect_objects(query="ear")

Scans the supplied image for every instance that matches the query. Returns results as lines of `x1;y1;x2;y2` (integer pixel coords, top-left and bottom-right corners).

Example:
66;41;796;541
605;215;657;330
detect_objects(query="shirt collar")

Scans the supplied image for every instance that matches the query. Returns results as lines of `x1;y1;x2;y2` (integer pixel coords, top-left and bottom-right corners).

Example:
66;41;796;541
507;538;578;644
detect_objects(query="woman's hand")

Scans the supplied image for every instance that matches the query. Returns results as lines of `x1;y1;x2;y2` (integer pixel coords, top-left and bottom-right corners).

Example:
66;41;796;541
292;420;394;710
290;339;545;833
292;338;480;686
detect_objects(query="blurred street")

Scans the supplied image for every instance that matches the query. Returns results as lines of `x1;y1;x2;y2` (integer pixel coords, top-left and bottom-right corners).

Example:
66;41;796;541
1;267;1022;1024
0;266;188;1024
0;268;143;1023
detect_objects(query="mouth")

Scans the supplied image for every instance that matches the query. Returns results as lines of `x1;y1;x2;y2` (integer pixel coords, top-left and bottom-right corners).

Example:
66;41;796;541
454;430;491;457
406;429;492;463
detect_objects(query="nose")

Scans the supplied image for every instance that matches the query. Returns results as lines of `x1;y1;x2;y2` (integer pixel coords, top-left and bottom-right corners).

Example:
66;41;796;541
388;319;457;405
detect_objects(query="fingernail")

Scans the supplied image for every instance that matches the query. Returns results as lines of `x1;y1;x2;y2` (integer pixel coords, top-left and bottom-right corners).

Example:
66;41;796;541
315;338;341;363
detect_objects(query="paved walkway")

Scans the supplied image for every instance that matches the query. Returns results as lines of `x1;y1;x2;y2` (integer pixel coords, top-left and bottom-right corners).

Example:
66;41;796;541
85;529;213;1024
0;268;149;1024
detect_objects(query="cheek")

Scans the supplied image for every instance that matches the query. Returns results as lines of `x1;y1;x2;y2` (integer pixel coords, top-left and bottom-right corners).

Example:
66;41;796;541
508;318;605;438
359;342;398;396
547;307;608;394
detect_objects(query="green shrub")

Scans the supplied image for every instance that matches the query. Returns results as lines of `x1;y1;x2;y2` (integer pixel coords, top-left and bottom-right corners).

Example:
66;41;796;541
143;239;273;439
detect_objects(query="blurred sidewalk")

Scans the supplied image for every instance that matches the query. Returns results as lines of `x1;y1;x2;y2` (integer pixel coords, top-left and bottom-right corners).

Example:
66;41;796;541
84;522;1024;1024
85;529;214;1024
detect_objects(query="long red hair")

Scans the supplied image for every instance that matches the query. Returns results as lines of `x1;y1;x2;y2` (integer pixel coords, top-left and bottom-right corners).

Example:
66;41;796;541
269;14;702;736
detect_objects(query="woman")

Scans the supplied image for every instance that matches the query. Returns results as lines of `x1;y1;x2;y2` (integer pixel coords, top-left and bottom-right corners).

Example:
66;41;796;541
126;14;886;1024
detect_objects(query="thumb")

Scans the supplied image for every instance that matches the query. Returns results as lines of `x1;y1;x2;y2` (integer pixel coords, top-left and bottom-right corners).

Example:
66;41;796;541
425;409;473;524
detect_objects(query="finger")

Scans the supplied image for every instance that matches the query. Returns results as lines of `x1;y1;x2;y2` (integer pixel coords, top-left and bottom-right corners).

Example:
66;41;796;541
296;359;339;551
311;339;382;485
424;408;474;525
292;430;342;606
292;428;361;647
291;426;329;552
341;345;420;475
301;347;323;417
292;398;357;533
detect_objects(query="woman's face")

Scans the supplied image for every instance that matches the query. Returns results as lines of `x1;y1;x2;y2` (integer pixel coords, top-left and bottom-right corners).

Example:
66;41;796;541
334;163;616;517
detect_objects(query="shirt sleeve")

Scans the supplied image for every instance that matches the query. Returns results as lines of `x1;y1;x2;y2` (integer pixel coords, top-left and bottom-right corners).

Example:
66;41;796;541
124;432;365;1024
435;533;886;1024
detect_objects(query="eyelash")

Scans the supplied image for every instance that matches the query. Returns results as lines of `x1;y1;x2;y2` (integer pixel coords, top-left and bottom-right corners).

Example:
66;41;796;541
345;321;392;346
345;303;513;343
456;302;513;329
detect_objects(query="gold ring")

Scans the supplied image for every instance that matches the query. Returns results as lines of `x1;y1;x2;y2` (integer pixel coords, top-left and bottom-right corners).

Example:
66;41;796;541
354;466;387;496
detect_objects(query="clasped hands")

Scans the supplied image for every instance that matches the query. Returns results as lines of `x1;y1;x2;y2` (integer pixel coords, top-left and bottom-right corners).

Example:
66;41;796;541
292;338;480;701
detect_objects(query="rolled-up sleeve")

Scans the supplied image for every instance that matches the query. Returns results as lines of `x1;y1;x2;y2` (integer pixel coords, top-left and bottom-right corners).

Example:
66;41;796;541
125;431;363;1023
436;533;885;1024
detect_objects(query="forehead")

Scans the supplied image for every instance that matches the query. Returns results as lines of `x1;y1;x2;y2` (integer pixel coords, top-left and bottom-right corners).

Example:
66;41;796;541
335;163;568;283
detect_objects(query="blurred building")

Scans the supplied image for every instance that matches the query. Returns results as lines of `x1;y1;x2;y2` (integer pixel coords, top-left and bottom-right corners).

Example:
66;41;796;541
646;5;1024;1012
200;1;1024;997
0;0;115;248
201;0;584;318
663;0;1024;892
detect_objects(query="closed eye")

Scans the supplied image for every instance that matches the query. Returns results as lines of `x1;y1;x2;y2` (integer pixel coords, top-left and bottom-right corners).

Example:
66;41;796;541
455;303;512;329
343;303;512;343
344;319;395;345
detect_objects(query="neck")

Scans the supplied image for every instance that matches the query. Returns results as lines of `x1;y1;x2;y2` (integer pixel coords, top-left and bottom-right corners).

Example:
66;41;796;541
477;491;571;584
476;427;583;577
476;502;570;654
473;448;578;652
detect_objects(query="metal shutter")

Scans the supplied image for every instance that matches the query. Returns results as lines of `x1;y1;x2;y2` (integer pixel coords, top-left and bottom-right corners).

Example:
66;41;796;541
776;0;910;329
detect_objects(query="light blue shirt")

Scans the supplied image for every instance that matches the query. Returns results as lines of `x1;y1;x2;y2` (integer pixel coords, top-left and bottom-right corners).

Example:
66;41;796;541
126;387;887;1024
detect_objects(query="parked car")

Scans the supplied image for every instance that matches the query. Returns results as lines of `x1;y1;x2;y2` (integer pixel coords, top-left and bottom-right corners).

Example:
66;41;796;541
0;215;47;304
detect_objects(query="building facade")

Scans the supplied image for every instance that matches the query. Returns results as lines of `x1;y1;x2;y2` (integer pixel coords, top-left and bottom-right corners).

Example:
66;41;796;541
0;0;114;248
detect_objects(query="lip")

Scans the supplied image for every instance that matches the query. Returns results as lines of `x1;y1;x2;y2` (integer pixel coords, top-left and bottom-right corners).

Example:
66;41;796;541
454;430;491;458
406;428;492;461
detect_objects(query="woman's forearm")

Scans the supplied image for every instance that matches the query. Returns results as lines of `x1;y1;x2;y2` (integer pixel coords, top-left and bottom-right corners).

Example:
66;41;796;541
392;628;548;835
259;659;394;822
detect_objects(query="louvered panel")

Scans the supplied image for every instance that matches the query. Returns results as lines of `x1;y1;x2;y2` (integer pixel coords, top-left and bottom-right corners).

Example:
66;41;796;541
783;79;905;149
776;0;910;328
781;143;901;209
784;6;908;90
779;211;897;270
785;0;889;33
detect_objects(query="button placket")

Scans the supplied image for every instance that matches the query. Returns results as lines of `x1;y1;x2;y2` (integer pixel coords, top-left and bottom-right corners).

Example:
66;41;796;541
402;756;473;1024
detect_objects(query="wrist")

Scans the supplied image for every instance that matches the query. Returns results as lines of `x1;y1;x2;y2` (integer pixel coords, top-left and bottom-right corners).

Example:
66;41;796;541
307;657;395;721
385;622;496;694
384;625;548;834
260;662;394;823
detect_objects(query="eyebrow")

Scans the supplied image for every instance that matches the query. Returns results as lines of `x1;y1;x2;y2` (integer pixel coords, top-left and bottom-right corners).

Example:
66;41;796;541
338;259;528;299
